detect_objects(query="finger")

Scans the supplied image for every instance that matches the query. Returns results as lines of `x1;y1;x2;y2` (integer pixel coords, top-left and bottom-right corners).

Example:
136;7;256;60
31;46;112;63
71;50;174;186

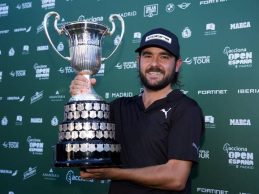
70;79;88;90
80;171;106;180
90;78;96;85
75;74;88;82
80;171;95;179
75;74;95;86
73;77;88;85
85;168;105;173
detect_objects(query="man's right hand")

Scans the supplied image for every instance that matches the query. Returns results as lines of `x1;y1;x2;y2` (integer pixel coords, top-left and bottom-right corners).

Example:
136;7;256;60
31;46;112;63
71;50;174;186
69;73;96;96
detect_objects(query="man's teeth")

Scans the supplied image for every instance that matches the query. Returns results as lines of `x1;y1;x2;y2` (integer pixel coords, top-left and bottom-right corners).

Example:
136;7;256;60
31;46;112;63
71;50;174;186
148;72;161;75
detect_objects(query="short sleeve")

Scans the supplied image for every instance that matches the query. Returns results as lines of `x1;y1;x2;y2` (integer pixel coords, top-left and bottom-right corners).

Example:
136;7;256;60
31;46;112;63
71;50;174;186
168;101;204;163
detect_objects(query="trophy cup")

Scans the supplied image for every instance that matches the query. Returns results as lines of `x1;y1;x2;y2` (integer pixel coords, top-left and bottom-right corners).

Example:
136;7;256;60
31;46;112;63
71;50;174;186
43;11;124;168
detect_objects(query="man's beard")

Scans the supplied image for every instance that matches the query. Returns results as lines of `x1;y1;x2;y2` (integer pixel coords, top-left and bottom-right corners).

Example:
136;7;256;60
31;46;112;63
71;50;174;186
139;66;176;91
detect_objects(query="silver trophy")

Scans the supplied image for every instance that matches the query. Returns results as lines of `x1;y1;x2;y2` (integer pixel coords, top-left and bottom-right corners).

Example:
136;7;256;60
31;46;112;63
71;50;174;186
43;11;125;101
43;11;124;168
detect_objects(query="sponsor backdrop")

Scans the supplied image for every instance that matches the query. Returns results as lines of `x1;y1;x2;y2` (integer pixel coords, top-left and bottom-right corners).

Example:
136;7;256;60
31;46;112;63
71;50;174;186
0;0;258;194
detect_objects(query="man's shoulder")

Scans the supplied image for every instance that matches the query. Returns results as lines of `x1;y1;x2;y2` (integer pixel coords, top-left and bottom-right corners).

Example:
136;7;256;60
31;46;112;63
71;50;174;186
111;95;139;107
168;90;202;111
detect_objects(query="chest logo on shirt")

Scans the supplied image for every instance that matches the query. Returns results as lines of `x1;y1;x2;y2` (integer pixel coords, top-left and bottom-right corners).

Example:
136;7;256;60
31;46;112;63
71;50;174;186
160;108;172;119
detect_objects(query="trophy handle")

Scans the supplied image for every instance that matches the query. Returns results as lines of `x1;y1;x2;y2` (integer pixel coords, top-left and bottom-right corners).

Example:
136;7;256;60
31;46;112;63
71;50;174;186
43;11;71;62
101;14;125;61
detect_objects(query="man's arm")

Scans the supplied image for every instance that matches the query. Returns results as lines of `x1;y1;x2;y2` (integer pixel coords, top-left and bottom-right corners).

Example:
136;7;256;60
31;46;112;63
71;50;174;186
80;159;192;191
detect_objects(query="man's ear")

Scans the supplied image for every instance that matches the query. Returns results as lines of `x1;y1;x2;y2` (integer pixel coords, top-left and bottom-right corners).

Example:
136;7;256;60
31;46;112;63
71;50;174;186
175;58;183;72
136;55;140;68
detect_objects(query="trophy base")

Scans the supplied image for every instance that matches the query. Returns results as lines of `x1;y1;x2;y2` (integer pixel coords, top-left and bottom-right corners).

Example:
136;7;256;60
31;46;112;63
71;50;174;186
54;142;121;169
54;158;121;169
55;99;121;169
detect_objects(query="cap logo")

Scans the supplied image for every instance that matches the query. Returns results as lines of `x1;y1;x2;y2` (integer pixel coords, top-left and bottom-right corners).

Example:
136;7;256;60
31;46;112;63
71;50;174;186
145;33;172;44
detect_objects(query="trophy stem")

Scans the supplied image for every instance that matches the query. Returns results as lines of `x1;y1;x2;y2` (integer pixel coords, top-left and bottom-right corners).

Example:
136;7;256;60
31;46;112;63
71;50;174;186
69;74;103;102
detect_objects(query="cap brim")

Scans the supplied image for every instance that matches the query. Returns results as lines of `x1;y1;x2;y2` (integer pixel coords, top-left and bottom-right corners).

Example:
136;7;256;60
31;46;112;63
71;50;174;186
135;44;178;58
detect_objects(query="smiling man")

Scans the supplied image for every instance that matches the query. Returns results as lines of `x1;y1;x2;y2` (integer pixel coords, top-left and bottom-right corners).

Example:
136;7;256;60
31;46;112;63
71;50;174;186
70;28;204;194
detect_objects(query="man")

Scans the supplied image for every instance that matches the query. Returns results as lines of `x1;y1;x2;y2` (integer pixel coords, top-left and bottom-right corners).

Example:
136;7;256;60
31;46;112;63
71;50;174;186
70;28;204;194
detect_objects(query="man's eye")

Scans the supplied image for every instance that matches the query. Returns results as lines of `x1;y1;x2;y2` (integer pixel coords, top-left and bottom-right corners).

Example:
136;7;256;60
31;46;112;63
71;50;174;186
161;55;169;59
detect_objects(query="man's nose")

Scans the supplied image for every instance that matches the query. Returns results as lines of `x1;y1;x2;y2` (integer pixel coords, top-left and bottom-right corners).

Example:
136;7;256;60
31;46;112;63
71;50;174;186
150;55;160;66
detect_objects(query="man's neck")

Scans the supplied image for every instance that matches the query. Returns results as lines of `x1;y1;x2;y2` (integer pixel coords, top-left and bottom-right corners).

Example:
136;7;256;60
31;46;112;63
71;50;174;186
142;85;173;109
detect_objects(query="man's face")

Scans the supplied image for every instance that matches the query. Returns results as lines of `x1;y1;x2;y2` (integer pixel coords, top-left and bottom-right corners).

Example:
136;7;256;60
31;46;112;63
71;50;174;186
138;47;180;91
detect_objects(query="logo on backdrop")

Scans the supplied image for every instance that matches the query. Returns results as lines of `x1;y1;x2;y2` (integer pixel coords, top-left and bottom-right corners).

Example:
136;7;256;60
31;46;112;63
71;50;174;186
57;42;64;52
2;141;19;149
42;168;60;180
30;117;43;124
16;2;32;10
117;10;137;18
165;3;175;13
0;71;2;82
223;46;253;68
37;18;66;34
49;90;66;102
41;0;55;10
66;170;86;184
230;21;251;30
205;115;216;129
37;45;49;51
0;3;9;17
200;0;228;6
95;63;105;76
8;48;15;56
105;91;134;99
132;32;141;43
144;4;158;17
65;169;109;184
115;61;138;70
10;70;26;78
182;27;192;38
223;143;254;169
199;149;210;160
197;89;228;95
181;90;188;95
0;169;18;176
14;26;31;33
0;29;9;35
229;118;251;126
196;187;229;194
114;35;121;47
58;66;74;74
7;96;25;102
1;116;8;126
78;15;104;23
37;22;44;34
51;116;59;126
23;167;37;180
30;91;43;104
27;136;44;155
177;2;191;9
204;23;217;36
165;2;191;13
237;88;259;95
183;56;210;65
15;115;23;125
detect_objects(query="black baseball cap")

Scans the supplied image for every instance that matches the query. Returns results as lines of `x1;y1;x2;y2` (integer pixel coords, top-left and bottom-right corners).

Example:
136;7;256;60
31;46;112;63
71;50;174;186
135;28;180;58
